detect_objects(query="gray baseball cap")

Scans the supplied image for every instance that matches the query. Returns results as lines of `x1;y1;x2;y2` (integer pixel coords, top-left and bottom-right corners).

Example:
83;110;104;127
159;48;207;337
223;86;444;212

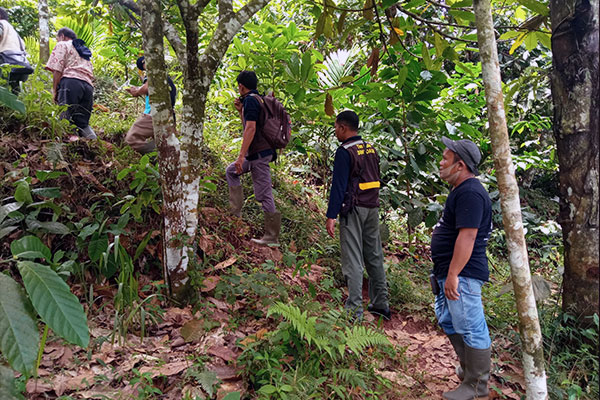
441;137;482;176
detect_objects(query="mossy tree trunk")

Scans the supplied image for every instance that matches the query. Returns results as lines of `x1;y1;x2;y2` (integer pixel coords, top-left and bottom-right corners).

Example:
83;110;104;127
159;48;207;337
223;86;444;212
473;0;548;398
138;0;270;301
549;0;599;322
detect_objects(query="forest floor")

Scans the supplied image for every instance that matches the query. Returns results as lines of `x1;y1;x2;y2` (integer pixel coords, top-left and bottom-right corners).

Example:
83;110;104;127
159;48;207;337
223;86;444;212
1;134;526;399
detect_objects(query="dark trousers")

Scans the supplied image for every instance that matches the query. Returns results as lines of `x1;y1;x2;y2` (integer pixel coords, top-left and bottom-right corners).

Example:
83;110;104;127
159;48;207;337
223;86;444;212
57;77;94;132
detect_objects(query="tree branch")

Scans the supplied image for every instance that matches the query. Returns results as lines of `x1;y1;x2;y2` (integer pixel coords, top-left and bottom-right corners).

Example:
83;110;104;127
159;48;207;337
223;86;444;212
218;0;234;19
200;0;271;75
426;0;471;11
163;20;187;66
397;5;478;43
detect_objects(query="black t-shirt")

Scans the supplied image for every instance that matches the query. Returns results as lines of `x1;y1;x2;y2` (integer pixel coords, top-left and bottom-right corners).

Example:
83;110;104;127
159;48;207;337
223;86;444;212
242;90;260;122
431;178;492;281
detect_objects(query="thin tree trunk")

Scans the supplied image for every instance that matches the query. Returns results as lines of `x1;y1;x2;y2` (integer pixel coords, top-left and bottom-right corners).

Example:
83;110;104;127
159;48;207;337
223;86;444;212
139;0;191;300
38;0;50;64
473;1;548;398
549;0;599;322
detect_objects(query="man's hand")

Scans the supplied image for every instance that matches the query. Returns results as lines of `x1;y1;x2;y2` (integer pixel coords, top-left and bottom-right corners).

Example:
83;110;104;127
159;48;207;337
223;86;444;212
444;274;460;300
234;155;244;174
125;87;135;96
326;218;336;238
234;97;242;113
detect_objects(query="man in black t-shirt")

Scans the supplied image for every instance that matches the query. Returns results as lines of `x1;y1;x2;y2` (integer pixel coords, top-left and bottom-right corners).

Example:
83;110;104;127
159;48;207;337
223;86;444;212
432;137;492;400
225;71;280;245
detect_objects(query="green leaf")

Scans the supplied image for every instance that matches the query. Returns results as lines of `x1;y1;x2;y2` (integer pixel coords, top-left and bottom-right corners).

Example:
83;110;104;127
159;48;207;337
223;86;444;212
116;168;131;181
421;45;432;70
14;181;32;204
17;261;89;348
196;371;218;397
516;0;549;16
88;233;109;262
535;31;551;49
449;9;475;22
259;385;277;394
499;30;520;40
0;274;39;376
222;392;241;400
31;187;62;198
301;51;312;82
0;227;18;240
0;202;23;224
0;365;20;399
0;86;26;114
10;235;51;261
35;171;67;182
27;220;70;235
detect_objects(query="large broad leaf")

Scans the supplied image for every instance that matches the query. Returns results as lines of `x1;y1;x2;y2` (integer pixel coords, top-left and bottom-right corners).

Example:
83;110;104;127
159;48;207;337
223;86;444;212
10;235;52;261
0;202;23;224
0;86;26;115
17;261;89;348
0;274;39;376
25;217;70;235
0;365;20;400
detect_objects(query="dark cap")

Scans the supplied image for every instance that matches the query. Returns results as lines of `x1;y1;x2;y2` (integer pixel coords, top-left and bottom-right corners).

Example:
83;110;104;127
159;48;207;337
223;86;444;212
136;56;145;71
442;136;482;176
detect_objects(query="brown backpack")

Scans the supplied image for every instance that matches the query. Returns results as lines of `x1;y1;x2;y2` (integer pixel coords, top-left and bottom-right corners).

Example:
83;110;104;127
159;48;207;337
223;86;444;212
250;93;291;150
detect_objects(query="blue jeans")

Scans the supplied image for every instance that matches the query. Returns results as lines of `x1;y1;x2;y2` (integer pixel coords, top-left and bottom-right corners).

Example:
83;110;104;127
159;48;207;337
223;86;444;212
435;276;491;349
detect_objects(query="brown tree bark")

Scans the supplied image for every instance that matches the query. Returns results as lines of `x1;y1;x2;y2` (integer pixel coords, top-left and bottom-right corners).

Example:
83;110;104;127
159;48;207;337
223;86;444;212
549;0;599;322
473;0;548;398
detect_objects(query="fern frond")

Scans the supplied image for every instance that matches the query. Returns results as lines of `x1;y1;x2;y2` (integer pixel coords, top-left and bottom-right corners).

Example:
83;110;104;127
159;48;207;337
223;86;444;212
267;302;331;352
334;368;367;388
343;325;390;355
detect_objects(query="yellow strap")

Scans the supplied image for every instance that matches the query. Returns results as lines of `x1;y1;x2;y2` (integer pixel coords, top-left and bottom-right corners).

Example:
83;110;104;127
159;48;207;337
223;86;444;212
359;181;380;190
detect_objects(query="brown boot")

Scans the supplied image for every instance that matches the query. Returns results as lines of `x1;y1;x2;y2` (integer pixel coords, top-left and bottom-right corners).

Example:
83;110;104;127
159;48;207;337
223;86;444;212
251;212;281;246
229;185;243;217
448;334;466;381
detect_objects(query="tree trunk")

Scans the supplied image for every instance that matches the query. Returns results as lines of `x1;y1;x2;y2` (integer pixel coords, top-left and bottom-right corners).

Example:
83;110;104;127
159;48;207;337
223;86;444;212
473;1;548;398
549;0;599;322
139;0;191;300
38;0;50;64
138;0;271;301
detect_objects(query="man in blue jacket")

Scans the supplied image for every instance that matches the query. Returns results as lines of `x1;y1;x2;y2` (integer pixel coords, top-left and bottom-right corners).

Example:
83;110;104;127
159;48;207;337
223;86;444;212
326;110;390;321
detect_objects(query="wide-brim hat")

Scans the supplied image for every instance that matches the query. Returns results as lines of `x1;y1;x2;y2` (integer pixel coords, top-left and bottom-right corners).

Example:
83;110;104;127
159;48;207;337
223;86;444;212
442;137;481;176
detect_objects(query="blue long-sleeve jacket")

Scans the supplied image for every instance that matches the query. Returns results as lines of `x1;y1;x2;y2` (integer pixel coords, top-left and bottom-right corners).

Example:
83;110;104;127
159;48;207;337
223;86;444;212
326;136;362;219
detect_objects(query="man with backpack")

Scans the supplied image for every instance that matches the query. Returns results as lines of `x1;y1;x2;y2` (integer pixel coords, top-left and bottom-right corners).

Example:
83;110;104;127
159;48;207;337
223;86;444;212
226;70;281;245
125;56;177;154
325;110;390;321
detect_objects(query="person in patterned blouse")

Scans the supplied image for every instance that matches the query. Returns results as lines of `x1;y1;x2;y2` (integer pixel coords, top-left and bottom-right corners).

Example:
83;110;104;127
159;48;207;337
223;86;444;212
45;27;96;139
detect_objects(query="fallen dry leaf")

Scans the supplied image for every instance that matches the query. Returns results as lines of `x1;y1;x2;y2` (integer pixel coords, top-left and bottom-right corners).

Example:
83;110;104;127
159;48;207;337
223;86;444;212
181;319;205;342
208;344;239;362
214;256;237;270
201;276;220;292
26;379;53;394
138;360;189;378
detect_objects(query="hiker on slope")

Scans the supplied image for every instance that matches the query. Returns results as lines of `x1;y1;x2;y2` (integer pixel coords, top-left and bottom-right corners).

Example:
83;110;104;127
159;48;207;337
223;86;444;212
124;56;176;154
45;27;96;139
225;70;281;245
